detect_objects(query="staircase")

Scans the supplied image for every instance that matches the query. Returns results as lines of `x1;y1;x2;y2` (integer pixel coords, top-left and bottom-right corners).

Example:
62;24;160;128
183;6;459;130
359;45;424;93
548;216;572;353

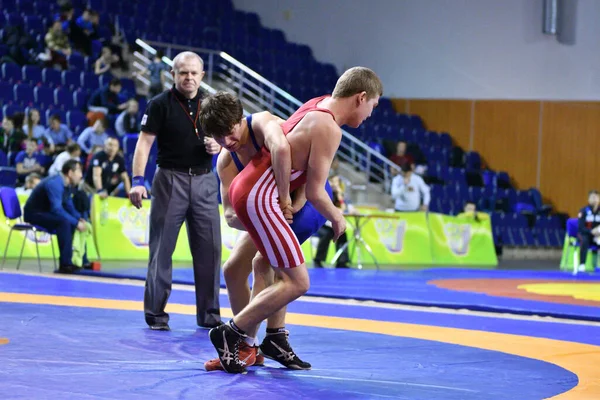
132;39;397;207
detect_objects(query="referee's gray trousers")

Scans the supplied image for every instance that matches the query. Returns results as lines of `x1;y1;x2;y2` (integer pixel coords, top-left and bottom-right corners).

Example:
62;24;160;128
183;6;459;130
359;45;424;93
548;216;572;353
144;167;222;327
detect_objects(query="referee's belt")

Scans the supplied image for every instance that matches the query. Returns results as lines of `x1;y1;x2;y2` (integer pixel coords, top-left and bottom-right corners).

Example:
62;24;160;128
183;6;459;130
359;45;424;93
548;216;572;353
163;166;211;176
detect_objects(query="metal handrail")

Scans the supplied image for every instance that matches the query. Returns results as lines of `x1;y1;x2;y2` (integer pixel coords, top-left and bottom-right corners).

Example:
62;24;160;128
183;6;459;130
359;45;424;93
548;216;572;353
133;39;401;190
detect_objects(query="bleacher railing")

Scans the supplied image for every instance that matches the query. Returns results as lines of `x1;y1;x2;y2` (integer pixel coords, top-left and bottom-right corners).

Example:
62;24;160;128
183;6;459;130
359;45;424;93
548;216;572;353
132;39;401;192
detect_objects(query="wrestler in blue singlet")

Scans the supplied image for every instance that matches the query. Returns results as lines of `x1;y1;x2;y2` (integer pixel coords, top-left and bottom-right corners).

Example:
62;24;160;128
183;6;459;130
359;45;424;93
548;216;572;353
230;114;332;244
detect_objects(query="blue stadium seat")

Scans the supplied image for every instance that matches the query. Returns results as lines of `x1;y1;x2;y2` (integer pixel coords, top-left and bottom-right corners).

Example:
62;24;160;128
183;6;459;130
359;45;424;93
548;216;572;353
13;83;34;105
68;53;86;71
0;81;14;102
54;87;74;109
2;63;21;83
21;65;42;85
73;90;89;110
439;132;452;148
42;68;62;87
34;86;54;108
23;15;43;32
61;70;80;89
66;110;87;131
81;72;100;91
465;151;481;170
2;104;23;119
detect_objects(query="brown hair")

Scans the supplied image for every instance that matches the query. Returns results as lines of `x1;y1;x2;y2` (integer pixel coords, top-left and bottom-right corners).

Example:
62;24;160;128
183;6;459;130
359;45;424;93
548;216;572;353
199;91;244;138
332;67;383;100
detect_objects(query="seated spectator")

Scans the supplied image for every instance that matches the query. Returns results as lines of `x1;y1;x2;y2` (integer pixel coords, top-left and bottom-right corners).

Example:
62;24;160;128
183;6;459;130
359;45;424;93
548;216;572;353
82;137;130;198
44;115;74;153
0;116;27;160
77;118;110;154
88;78;129;116
389;141;414;170
71;8;94;55
313;175;350;268
15;173;42;195
94;46;120;75
115;99;140;136
391;162;430;212
49;143;82;176
23;160;89;274
15;139;46;185
44;20;71;70
577;190;600;273
23;109;50;146
457;201;489;221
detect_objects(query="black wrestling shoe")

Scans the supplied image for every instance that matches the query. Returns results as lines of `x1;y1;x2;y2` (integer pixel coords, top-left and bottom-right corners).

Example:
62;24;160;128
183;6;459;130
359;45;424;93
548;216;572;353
209;322;247;373
259;331;311;370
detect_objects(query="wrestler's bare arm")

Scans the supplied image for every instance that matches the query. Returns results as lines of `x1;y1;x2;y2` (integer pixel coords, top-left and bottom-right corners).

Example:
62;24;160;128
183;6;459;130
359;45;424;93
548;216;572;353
305;115;344;225
253;112;292;205
216;149;246;231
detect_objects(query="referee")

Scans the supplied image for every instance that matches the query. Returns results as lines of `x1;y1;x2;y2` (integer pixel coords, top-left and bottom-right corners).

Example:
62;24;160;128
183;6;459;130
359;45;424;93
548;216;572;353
130;51;223;331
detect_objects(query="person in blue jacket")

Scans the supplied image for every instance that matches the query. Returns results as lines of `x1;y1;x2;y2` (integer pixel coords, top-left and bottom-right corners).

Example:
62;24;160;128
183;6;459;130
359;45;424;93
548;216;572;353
24;159;88;274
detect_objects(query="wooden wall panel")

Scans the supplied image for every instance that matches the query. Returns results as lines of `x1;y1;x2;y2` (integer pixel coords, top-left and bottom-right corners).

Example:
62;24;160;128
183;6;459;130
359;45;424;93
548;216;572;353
540;102;600;215
472;101;540;190
406;100;472;150
391;98;409;114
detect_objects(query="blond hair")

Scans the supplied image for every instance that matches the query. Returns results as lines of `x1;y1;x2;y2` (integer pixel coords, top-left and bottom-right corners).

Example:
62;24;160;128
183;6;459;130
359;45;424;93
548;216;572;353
332;67;383;99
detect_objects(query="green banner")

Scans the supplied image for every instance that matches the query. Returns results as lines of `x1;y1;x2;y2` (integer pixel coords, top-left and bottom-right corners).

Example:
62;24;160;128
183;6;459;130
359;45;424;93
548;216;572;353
428;213;497;265
344;211;433;264
3;195;496;266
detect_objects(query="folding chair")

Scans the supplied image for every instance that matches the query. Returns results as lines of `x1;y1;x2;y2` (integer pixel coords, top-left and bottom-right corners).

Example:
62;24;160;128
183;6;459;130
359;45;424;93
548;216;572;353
0;187;57;272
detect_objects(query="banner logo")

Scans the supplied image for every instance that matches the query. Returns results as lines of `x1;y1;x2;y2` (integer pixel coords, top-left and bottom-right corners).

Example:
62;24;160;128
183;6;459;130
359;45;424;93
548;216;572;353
117;206;150;247
443;223;472;256
374;218;407;253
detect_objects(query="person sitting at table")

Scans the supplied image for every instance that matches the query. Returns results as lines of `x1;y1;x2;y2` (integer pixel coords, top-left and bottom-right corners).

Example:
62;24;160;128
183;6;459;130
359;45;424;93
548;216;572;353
313;175;349;268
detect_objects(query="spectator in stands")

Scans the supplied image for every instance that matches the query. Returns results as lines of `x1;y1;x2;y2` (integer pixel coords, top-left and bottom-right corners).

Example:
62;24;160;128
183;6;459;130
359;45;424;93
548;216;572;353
71;8;95;55
15;173;42;195
88;78;129;116
23;159;87;274
457;201;489;221
44;115;74;153
94;46;120;76
391;162;430;212
23;108;56;154
139;50;169;99
329;155;353;206
389;141;414;171
49;143;81;176
45;20;71;70
83;137;130;198
577;190;600;273
77;118;110;154
314;175;349;268
15;139;46;185
115;99;140;136
0;115;27;158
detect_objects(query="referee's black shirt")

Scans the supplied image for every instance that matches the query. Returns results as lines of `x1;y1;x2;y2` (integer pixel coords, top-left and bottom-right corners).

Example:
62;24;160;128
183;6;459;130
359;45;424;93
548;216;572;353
141;86;212;170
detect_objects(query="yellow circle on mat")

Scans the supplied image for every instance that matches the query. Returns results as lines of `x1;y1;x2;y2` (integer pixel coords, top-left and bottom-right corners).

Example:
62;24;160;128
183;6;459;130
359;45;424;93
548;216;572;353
0;338;8;345
518;283;600;302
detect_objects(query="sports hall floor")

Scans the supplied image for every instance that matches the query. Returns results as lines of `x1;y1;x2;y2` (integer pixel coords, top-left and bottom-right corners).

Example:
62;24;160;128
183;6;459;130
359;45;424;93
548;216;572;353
1;259;599;399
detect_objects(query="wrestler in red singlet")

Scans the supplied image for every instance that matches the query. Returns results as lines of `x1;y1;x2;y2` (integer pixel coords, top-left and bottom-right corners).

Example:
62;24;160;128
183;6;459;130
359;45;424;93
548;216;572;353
228;95;334;268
